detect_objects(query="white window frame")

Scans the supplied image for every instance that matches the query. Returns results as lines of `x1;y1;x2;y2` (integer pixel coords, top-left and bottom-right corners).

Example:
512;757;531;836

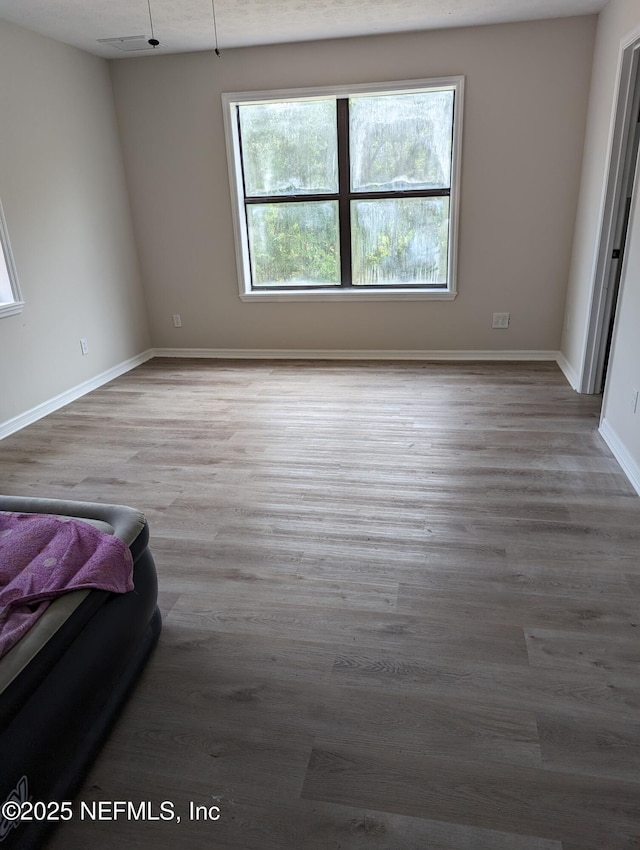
222;77;464;302
0;196;24;318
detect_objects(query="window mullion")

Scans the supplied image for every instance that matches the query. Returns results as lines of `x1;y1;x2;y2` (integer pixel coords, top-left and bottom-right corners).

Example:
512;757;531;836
349;188;451;201
244;193;339;204
337;98;352;287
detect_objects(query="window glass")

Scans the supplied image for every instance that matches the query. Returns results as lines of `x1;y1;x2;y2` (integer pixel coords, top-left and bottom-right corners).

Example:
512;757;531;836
0;241;13;303
0;200;23;316
239;100;338;197
351;197;450;285
246;201;340;286
349;91;454;193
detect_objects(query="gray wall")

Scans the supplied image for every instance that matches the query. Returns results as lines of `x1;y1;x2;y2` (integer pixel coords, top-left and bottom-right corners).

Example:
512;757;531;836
110;16;596;354
0;19;150;427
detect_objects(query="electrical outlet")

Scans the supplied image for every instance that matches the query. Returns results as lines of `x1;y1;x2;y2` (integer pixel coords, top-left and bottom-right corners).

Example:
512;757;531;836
80;338;89;355
492;312;510;329
173;314;182;328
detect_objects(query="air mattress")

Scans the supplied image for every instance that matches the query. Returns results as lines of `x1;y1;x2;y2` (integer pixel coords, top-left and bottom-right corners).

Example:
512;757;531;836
0;496;161;850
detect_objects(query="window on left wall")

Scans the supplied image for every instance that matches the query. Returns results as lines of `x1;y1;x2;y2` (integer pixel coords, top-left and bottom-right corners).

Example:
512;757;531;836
0;197;23;318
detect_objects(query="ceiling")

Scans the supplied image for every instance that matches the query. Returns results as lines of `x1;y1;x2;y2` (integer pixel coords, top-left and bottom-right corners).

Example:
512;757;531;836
0;0;607;60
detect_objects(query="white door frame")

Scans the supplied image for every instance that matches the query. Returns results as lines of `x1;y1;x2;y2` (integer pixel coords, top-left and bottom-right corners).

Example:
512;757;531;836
582;31;640;395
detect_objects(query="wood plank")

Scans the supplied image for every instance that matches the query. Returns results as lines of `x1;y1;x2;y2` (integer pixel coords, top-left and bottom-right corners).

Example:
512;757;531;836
331;647;640;721
302;740;640;848
525;627;640;673
537;711;640;782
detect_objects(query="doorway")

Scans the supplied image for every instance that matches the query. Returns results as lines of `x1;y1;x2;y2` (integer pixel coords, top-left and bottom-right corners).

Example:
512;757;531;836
583;37;640;395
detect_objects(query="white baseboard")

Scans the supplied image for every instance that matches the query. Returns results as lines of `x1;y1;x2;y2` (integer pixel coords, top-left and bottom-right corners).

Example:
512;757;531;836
0;349;154;440
599;418;640;496
153;347;562;362
556;352;580;390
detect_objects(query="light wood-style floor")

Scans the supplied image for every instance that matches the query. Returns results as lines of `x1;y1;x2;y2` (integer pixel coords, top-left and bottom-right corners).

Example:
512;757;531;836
2;359;640;850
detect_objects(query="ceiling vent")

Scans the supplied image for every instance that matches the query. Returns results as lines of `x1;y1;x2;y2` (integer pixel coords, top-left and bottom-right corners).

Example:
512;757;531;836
97;36;163;51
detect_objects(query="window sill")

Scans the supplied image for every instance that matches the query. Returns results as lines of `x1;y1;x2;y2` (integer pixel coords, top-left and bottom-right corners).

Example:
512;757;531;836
0;301;25;318
239;288;457;302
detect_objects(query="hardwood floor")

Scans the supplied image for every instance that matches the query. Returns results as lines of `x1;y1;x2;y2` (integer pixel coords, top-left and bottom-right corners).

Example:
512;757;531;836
2;358;640;849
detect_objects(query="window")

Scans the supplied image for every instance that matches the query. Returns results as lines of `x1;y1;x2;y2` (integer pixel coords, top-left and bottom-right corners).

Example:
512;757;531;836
0;197;23;318
222;77;463;301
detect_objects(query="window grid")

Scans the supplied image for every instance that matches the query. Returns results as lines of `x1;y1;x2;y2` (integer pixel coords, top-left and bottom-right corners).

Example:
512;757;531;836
237;95;454;291
222;77;463;301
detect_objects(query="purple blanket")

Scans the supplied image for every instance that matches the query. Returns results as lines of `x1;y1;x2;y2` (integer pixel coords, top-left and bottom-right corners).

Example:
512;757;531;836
0;512;135;661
